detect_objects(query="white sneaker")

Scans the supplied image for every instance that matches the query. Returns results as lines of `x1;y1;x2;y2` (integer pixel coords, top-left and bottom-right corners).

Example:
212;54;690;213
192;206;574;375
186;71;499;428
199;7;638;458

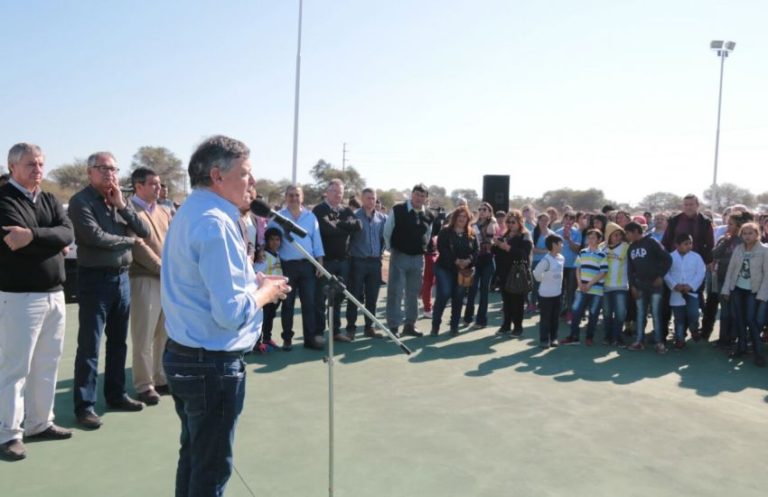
422;311;433;319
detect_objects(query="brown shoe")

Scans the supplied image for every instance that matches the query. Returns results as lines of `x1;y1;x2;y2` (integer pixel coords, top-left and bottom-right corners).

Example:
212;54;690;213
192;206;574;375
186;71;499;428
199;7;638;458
107;395;145;412
138;389;161;406
76;410;103;430
26;424;73;441
364;326;383;339
0;439;26;461
333;333;352;343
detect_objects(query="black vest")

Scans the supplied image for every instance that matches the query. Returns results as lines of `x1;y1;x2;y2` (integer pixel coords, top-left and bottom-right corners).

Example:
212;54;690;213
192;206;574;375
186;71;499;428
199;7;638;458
390;202;434;255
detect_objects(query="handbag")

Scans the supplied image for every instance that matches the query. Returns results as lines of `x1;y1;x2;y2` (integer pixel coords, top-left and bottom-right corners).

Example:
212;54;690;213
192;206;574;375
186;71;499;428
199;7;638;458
457;267;475;288
504;260;532;294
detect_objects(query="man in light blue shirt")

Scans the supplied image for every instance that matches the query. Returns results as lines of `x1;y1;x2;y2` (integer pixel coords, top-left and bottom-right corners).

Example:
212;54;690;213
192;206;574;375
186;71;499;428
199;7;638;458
268;184;326;351
346;188;387;338
161;135;288;497
556;211;583;319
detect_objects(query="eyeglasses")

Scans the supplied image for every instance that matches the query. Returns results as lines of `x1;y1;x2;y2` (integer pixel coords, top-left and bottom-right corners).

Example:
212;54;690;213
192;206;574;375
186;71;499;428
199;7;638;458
478;207;489;212
92;165;119;174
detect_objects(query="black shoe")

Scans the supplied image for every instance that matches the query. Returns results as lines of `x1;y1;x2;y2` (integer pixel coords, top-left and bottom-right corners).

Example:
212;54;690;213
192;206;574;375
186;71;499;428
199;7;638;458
138;390;161;406
25;424;73;441
303;335;325;350
282;338;293;351
511;328;523;338
76;410;103;430
0;439;26;461
430;326;440;336
449;326;459;336
495;328;510;336
364;326;383;339
107;395;145;412
402;324;423;337
155;384;170;396
754;354;767;367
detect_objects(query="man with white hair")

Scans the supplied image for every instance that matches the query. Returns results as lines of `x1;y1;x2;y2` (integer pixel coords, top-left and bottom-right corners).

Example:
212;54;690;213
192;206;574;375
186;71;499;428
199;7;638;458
0;143;74;461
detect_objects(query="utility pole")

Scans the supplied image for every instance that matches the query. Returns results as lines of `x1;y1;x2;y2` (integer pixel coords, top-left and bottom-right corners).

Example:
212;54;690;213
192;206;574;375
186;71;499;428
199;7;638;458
709;40;736;212
290;0;303;185
342;142;348;172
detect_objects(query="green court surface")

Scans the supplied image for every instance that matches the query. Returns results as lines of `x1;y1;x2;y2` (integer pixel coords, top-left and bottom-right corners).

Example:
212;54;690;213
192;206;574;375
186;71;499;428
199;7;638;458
1;295;767;497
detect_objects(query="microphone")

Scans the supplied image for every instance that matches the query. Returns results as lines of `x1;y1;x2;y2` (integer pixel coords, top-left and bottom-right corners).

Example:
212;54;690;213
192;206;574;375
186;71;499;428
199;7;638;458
250;199;308;238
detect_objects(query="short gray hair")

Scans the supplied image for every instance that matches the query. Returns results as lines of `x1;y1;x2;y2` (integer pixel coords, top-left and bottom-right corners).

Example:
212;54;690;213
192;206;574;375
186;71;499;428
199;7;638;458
189;135;250;188
8;143;43;167
326;178;344;191
87;151;117;168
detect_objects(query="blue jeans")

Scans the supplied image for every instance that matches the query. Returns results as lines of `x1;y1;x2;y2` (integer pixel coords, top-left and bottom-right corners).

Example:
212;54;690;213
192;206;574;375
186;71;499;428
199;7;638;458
671;293;700;341
569;291;602;340
347;257;382;328
164;347;246;497
73;267;131;413
730;287;767;354
281;260;318;342
386;249;424;328
315;258;350;334
602;290;628;342
464;259;495;325
635;288;664;344
432;265;466;329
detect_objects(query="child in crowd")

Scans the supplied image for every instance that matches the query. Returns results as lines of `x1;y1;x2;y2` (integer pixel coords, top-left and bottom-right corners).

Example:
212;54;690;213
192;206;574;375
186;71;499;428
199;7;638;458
561;229;607;346
253;227;284;353
533;235;564;348
626;221;672;353
664;233;705;350
721;222;768;367
602;222;630;347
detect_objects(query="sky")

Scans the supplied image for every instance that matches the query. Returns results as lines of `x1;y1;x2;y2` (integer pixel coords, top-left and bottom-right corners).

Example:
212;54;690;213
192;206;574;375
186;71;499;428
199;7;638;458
2;0;767;205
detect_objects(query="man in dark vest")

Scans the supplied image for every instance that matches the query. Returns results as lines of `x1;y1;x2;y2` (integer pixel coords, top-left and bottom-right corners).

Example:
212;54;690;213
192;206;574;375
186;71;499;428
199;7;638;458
383;183;434;336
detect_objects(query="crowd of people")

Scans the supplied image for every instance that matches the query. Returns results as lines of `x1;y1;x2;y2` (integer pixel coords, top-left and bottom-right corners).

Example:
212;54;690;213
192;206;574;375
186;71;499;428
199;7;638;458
2;138;767;495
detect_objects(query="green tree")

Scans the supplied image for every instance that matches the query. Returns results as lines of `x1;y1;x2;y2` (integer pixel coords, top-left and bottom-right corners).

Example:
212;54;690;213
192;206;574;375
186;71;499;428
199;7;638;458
425;185;448;209
638;192;682;213
49;159;89;191
537;188;607;212
703;183;755;211
40;179;77;203
450;188;480;209
376;188;406;209
309;159;366;197
509;196;537;210
130;146;185;199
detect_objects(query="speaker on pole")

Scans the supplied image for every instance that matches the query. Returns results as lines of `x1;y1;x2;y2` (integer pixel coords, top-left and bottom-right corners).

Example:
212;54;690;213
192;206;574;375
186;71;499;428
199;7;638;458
482;175;510;213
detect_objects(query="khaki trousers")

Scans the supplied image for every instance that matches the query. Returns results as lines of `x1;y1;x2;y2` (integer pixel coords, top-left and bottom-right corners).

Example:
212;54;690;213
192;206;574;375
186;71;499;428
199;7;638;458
129;276;167;393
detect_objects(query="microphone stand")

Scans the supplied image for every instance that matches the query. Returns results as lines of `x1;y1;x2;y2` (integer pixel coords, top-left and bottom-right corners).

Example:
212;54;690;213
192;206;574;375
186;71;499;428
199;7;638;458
281;231;411;497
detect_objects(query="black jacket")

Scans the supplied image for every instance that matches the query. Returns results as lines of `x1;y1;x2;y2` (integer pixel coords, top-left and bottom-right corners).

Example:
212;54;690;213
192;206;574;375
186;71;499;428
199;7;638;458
435;228;478;271
628;236;672;292
0;183;74;292
312;201;361;260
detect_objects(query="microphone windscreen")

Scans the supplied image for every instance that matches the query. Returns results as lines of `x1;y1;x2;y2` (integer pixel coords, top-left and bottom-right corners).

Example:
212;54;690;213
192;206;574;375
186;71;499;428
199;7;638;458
250;199;272;217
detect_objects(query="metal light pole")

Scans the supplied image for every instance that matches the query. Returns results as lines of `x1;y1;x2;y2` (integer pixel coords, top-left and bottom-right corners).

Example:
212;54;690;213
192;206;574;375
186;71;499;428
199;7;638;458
710;40;736;212
290;0;304;185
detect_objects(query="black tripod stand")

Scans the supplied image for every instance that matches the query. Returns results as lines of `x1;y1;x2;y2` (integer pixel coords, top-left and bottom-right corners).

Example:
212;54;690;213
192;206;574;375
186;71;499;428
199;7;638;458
283;231;411;496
